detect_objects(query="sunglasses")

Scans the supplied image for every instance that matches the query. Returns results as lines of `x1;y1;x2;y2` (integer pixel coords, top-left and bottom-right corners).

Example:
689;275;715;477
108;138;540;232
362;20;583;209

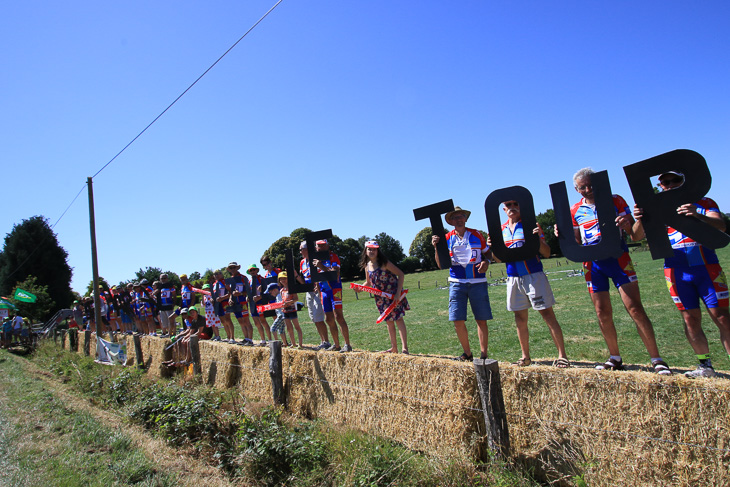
576;184;592;191
504;202;519;208
659;177;684;186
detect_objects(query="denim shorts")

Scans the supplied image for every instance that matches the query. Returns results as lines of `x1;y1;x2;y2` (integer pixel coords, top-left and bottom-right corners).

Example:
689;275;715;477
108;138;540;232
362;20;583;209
448;281;493;322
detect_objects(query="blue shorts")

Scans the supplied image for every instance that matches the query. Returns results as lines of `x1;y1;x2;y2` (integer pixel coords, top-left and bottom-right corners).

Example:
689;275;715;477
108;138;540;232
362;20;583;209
120;310;133;324
665;264;729;311
250;301;261;318
221;302;249;319
284;311;297;320
320;287;342;313
448;281;493;322
584;252;638;294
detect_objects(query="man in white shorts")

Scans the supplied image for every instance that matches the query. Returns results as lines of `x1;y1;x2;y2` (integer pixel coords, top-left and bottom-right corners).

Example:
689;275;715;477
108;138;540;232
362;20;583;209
491;200;569;367
296;241;330;350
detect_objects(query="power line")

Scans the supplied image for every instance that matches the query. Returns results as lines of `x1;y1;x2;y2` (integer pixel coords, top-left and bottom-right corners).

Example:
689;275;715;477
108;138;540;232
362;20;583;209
92;0;284;179
2;1;284;283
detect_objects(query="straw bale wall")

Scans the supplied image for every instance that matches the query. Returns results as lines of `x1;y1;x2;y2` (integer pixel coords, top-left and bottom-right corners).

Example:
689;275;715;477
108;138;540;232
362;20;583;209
73;335;729;486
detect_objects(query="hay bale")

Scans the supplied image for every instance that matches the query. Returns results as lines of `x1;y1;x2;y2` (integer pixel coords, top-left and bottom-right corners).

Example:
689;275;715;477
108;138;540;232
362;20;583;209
284;351;483;457
502;364;730;486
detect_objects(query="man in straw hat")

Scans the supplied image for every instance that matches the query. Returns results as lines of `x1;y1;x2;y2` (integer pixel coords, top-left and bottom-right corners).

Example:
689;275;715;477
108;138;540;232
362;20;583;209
633;171;730;378
432;205;492;361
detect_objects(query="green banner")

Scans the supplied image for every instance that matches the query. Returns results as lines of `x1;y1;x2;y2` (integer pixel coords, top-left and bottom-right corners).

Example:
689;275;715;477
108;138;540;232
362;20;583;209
14;288;37;303
0;297;15;309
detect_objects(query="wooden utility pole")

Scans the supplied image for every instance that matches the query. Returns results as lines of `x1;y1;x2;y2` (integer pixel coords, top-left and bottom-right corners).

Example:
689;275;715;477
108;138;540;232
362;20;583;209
88;177;102;355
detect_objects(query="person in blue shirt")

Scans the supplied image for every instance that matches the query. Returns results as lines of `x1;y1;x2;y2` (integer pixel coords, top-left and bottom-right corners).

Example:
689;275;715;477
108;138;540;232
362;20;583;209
490;200;569;367
432;206;492;361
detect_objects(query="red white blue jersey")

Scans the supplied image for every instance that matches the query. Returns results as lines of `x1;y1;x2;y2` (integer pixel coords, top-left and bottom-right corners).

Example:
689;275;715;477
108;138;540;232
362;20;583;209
571;195;630;251
664;197;722;268
446;227;488;283
231;275;249;304
299;259;311;283
501;221;544;277
317;252;342;292
180;284;194;307
213;280;228;300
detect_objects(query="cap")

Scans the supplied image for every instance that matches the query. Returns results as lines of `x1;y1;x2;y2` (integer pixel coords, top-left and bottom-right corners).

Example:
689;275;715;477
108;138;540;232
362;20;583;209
365;240;379;248
179;274;188;280
658;170;685;180
278;271;288;280
300;241;307;249
265;283;280;293
246;264;259;274
202;283;210;290
316;239;327;246
188;306;198;314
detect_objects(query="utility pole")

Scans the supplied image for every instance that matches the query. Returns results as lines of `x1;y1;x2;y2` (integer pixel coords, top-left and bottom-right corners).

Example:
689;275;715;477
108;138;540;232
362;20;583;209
88;177;102;348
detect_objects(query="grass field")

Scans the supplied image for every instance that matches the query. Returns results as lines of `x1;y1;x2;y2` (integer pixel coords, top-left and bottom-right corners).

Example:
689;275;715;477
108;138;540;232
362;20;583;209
294;245;730;370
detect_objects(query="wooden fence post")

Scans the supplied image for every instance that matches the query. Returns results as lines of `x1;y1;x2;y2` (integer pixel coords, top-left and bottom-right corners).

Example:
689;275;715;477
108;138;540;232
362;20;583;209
269;340;284;405
83;330;91;356
70;330;77;351
134;335;145;369
473;359;510;457
189;336;201;375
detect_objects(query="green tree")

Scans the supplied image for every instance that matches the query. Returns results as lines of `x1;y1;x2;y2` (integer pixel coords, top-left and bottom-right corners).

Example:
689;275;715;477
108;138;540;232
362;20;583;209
536;209;561;256
337;238;363;281
0;215;73;310
409;227;436;271
11;275;55;322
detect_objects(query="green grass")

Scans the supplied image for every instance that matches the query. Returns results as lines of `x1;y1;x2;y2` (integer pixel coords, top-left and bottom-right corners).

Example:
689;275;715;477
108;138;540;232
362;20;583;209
0;353;177;487
298;246;730;369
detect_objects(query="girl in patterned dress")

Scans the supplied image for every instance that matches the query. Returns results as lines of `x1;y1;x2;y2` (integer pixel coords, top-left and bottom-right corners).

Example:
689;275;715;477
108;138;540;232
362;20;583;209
359;240;410;353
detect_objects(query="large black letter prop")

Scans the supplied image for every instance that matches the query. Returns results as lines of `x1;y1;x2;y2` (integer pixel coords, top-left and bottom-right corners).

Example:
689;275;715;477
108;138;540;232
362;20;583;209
413;199;454;269
549;170;623;262
485;186;540;262
623;149;730;260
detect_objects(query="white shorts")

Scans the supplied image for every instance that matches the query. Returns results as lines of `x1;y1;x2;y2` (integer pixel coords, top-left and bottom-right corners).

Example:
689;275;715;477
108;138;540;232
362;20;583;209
506;272;556;312
159;310;176;328
306;292;325;322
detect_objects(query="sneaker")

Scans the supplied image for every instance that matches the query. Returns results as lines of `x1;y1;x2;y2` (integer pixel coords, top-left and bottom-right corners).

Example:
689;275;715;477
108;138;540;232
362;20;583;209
652;360;672;376
684;365;716;378
212;336;222;342
243;339;254;347
227;339;236;344
317;341;331;351
325;344;341;352
340;344;353;353
258;340;268;347
595;358;624;371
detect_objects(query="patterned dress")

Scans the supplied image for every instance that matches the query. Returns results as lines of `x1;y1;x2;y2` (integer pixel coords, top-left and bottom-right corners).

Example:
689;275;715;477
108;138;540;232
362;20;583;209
368;267;410;321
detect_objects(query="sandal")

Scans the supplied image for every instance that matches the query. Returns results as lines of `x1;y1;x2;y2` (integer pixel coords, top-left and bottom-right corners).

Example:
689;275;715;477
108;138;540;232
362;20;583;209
553;358;571;368
652;360;672;376
379;348;395;353
457;352;473;361
596;357;624;371
512;357;531;367
401;348;409;355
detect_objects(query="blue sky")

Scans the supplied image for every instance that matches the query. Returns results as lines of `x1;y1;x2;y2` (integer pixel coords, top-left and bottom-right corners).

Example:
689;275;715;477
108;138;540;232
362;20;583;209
2;1;729;294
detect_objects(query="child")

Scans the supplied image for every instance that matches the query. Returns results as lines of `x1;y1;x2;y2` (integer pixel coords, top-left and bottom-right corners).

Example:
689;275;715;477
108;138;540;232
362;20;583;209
278;272;303;348
264;283;289;346
359;240;410;354
201;284;222;341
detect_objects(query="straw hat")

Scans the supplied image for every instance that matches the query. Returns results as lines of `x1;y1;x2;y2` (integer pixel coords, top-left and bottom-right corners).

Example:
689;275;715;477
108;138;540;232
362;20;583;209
445;206;471;225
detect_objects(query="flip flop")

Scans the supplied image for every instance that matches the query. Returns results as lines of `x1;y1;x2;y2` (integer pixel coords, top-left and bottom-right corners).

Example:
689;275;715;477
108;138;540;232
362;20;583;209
553;358;571;368
512;357;531;367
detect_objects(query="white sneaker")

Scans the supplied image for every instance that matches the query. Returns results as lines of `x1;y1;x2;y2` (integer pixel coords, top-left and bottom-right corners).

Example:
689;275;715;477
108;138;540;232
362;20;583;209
684;365;716;378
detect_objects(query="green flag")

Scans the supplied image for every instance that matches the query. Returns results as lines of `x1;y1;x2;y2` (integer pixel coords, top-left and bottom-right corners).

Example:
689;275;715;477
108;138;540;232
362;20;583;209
14;288;37;303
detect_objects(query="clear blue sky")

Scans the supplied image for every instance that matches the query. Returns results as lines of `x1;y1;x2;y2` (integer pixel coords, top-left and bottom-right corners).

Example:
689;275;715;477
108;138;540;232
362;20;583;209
2;1;729;294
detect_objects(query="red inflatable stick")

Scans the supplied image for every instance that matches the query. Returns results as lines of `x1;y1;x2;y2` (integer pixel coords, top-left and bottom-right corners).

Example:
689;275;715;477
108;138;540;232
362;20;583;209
376;289;409;324
349;282;393;299
192;287;211;296
256;301;285;314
